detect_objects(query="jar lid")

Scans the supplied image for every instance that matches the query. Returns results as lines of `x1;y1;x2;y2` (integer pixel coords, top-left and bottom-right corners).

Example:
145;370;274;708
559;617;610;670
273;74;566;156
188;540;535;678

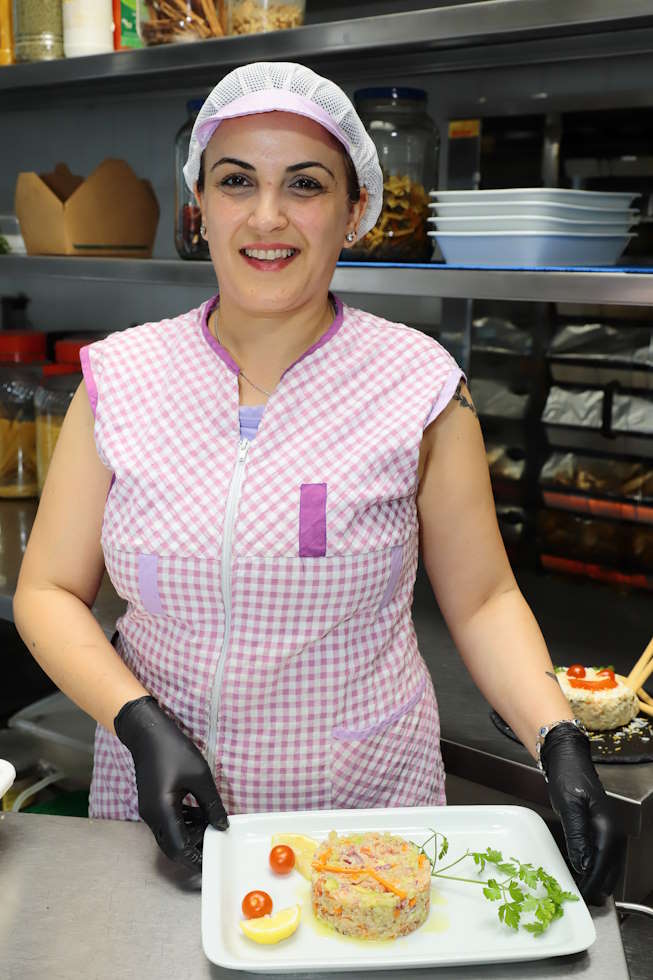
0;331;47;362
354;87;427;102
54;338;92;365
43;363;82;377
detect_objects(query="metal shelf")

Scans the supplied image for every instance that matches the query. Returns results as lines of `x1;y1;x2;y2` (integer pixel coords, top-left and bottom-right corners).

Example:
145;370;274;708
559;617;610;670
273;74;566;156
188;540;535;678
1;0;652;97
3;255;653;305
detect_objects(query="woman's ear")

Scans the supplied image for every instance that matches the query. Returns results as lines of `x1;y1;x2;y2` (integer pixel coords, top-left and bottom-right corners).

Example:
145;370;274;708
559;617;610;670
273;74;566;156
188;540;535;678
193;183;202;209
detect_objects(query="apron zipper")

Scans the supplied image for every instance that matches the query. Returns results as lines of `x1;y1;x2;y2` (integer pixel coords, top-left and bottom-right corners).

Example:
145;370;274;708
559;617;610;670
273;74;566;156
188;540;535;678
207;437;250;775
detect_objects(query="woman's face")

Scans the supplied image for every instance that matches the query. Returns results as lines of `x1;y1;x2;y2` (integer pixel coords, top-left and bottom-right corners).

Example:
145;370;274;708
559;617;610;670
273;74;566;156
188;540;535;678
195;111;368;313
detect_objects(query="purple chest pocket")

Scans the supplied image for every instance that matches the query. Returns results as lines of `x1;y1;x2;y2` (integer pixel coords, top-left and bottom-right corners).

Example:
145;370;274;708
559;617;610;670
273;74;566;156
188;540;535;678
299;483;327;557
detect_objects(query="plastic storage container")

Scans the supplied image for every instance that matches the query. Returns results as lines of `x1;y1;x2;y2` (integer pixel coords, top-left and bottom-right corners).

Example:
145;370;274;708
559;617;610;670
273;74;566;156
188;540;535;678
347;87;439;263
13;0;64;61
175;99;210;260
34;367;81;495
0;332;48;499
225;0;304;35
138;0;226;44
63;0;113;57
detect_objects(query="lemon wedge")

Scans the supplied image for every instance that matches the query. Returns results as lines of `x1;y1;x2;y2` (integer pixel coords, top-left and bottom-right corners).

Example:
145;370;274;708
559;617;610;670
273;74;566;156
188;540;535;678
270;833;319;880
240;904;301;944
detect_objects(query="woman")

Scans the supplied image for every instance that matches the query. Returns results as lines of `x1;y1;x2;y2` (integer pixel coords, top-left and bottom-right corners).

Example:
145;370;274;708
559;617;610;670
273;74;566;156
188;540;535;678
14;62;621;900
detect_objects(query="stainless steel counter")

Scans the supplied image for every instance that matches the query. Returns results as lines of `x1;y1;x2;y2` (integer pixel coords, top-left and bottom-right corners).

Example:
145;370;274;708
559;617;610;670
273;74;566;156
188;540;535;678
0;812;629;980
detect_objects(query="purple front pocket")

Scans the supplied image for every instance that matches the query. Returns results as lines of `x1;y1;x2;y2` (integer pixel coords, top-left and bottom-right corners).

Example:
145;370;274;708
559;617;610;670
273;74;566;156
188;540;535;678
299;483;327;557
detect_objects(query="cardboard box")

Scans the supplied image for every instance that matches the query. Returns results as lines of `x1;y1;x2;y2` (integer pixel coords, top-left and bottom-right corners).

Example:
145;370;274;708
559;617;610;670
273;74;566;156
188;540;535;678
15;159;159;258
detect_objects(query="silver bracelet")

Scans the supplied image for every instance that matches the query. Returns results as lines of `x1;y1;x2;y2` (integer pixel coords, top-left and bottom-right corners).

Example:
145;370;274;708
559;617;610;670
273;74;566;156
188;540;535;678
535;718;588;781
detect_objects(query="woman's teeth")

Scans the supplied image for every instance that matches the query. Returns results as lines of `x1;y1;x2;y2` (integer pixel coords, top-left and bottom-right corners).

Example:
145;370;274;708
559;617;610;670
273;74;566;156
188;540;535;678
242;248;297;260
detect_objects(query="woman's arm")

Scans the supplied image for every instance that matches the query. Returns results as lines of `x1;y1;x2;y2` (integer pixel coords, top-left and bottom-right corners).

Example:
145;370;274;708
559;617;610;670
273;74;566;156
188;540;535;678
12;381;148;734
416;380;573;758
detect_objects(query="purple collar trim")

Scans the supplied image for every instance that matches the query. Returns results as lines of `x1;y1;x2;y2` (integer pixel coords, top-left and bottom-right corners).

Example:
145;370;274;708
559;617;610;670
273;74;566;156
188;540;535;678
199;291;344;379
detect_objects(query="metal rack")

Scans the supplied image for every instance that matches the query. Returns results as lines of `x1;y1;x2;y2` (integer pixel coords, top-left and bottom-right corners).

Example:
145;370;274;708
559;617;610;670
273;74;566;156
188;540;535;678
1;1;652;98
2;255;653;305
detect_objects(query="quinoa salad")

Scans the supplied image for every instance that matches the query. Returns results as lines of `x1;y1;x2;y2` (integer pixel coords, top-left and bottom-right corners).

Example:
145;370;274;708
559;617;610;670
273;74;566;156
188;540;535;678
311;831;432;940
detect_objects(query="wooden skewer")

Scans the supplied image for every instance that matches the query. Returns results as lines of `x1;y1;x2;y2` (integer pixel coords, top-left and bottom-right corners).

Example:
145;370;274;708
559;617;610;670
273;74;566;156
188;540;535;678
637;699;653;718
626;636;653;692
629;658;653;696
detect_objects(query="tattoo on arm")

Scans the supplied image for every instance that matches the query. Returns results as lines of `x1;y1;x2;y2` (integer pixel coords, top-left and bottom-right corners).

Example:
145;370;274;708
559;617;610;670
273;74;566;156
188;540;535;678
545;671;559;683
453;380;477;417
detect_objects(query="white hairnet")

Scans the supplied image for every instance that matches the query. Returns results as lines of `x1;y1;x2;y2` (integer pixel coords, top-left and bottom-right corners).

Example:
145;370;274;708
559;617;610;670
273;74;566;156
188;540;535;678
183;61;383;241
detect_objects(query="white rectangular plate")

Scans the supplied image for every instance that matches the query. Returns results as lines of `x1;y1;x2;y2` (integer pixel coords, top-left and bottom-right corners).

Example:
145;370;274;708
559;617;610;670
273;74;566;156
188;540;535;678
428;201;640;221
201;805;595;973
427;215;636;234
429;188;639;207
427;231;633;266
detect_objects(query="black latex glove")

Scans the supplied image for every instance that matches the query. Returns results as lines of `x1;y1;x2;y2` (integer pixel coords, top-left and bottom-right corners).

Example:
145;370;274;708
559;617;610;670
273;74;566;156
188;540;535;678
114;695;229;871
541;723;625;904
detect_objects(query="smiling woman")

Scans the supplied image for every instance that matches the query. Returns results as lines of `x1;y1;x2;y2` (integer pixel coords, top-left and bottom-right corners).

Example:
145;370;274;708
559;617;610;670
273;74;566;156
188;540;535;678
13;61;624;905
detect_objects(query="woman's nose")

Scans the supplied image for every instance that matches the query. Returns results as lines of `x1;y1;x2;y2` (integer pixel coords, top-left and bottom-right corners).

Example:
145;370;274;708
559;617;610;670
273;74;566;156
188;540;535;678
247;187;289;230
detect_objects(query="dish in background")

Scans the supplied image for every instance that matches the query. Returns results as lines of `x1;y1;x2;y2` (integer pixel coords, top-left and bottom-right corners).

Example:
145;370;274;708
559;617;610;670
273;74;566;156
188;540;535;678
428;200;641;221
428;231;634;267
429;188;640;208
0;759;16;799
428;215;636;235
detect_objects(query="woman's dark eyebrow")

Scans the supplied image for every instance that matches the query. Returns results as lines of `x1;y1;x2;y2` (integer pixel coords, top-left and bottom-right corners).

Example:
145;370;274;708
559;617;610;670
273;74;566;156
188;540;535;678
211;157;334;178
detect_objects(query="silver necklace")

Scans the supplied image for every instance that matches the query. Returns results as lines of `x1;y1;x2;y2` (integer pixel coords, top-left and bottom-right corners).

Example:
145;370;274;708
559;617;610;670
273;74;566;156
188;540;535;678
214;299;335;399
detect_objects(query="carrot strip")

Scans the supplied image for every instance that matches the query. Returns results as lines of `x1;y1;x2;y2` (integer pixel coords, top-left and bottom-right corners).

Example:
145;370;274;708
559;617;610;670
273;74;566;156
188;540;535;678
314;862;407;899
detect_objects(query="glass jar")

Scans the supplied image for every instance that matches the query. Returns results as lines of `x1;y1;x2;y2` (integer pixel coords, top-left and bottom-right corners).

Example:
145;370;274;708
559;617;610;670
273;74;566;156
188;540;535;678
13;0;64;62
0;331;48;499
34;367;81;495
175;99;210;261
0;0;14;64
347;87;440;263
138;0;226;45
225;0;304;35
63;0;113;58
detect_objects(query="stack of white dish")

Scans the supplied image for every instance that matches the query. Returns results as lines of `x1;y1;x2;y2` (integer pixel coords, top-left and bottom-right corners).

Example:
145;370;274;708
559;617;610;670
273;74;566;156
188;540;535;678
428;188;640;267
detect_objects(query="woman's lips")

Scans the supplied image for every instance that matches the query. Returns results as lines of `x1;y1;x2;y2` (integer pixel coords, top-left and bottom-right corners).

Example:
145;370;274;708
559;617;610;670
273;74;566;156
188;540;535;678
240;249;300;271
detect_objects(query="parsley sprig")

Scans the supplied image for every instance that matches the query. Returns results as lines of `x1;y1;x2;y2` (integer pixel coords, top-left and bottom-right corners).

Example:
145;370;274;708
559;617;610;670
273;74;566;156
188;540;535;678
417;830;578;936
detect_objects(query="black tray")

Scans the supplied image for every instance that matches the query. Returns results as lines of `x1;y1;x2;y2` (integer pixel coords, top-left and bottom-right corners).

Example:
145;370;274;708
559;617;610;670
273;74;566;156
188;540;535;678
490;710;653;763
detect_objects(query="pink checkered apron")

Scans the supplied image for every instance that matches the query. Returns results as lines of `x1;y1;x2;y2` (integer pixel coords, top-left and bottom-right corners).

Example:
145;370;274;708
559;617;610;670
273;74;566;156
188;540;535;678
80;291;463;820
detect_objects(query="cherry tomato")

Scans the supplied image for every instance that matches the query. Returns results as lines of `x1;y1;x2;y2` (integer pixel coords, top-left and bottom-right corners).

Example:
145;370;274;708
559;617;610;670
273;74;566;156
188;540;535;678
241;890;273;919
597;668;616;683
269;844;295;875
566;664;586;679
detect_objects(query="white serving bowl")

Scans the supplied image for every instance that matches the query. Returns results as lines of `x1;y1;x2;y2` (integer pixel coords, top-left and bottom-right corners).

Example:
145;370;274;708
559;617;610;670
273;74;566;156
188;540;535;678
428;231;634;267
428;214;637;234
429;188;640;208
428;200;641;222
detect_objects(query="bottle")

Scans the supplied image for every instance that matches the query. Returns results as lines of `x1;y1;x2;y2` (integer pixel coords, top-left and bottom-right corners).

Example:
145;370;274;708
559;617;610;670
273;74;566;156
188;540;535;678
0;0;14;64
174;99;210;261
0;331;49;499
13;0;64;62
34;367;81;495
348;87;440;263
63;0;113;58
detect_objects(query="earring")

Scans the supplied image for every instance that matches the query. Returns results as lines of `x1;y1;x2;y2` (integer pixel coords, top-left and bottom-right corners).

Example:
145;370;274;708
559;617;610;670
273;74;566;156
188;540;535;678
200;223;207;238
345;231;356;242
